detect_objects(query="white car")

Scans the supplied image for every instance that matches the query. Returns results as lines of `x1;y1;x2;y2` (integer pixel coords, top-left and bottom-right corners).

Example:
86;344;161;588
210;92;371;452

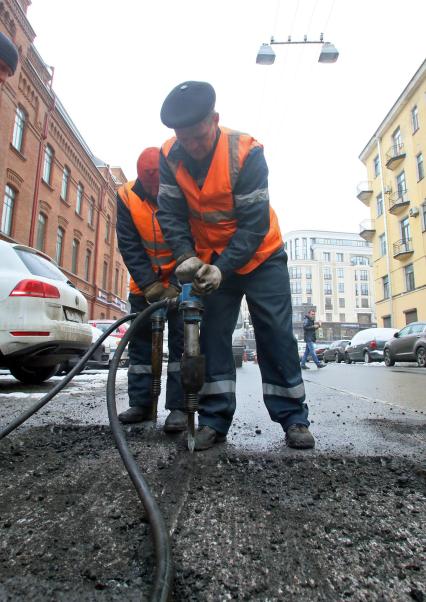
0;241;92;384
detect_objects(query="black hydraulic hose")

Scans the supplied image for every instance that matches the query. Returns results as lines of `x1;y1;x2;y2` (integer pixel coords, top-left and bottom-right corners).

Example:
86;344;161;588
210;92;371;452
0;313;137;440
106;299;174;602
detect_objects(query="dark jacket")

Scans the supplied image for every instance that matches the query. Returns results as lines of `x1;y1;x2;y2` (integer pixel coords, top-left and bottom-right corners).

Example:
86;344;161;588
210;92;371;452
303;315;317;343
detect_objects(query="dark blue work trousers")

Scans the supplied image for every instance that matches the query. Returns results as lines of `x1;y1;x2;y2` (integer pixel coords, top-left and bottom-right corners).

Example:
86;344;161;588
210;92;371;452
127;293;184;410
198;250;309;435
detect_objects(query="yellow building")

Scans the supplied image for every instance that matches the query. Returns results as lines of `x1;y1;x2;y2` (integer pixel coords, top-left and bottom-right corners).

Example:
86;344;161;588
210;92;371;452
358;59;426;328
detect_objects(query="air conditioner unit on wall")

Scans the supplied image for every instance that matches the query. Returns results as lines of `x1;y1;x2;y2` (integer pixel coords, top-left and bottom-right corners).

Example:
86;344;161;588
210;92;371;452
409;206;419;217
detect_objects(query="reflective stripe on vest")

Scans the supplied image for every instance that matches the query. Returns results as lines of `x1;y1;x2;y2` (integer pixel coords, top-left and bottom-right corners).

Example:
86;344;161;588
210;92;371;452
162;127;283;274
118;181;176;294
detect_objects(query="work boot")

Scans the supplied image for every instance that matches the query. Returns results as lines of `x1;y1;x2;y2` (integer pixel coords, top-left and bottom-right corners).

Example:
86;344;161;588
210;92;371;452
301;364;310;370
118;406;153;424
286;424;315;449
164;409;187;433
194;426;226;451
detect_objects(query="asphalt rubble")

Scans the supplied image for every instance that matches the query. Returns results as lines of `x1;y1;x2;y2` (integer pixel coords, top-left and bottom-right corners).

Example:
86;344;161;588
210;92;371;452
1;423;425;601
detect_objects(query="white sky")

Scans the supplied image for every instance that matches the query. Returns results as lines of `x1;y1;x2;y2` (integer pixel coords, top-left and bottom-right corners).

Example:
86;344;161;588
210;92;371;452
28;0;426;234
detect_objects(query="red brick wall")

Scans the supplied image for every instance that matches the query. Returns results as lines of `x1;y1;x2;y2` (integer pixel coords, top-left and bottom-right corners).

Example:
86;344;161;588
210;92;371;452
0;1;129;320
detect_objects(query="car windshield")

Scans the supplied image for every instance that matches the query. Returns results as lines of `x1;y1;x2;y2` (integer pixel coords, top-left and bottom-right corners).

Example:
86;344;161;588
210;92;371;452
15;248;68;282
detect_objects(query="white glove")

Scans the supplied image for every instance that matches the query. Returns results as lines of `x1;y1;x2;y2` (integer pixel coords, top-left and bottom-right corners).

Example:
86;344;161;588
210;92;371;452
192;264;222;296
175;256;204;283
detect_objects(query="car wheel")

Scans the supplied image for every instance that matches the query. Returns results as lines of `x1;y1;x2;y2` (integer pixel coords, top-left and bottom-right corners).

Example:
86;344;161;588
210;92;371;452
384;349;395;367
9;364;60;384
335;351;341;363
364;351;372;364
416;346;426;368
344;353;352;364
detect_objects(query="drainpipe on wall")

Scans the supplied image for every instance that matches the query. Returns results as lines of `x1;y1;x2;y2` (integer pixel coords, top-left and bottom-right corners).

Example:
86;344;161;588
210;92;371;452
91;180;106;319
376;136;394;326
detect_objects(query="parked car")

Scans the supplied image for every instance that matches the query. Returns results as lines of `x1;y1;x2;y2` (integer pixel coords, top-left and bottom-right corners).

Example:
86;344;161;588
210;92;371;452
0;241;92;384
313;342;331;361
89;319;129;366
57;325;112;374
383;322;426;368
323;340;351;363
344;328;398;364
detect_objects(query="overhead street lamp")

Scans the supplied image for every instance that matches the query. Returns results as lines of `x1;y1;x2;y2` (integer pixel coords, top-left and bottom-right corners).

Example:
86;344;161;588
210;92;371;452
256;33;339;65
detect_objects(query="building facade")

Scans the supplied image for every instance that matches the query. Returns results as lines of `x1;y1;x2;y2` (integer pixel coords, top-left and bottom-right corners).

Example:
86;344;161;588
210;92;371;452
358;60;426;329
0;0;128;320
283;230;375;341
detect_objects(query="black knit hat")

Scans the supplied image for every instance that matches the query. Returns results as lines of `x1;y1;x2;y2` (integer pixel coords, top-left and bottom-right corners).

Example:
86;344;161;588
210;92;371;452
0;32;19;75
160;81;216;129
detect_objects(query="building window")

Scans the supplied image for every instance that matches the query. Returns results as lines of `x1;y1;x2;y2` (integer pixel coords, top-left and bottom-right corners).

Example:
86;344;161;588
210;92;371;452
361;283;369;296
405;309;418;324
289;266;301;279
383;315;391;327
326;313;332;322
323;252;331;262
360;270;368;281
411;105;419;133
324;283;332;295
416;153;424;181
35;212;47;251
88;197;95;226
306;282;312;294
325;297;333;309
84;249;92;281
102;261;108;289
404;263;415;292
400;216;410;242
61;166;70;201
56;226;65;266
1;185;15;236
323;267;332;280
376;193;383;217
338;282;344;293
373;155;380;177
305;268;312;279
392;127;402;152
379;233;387;256
12;106;26;152
71;238;80;274
105;215;111;242
351;255;369;266
291;281;302;294
339;313;345;322
361;298;369;308
43;145;54;184
336;253;344;262
383;275;390;299
76;183;83;215
339;298;345;308
114;268;119;294
422;200;426;231
337;268;344;278
396;170;406;196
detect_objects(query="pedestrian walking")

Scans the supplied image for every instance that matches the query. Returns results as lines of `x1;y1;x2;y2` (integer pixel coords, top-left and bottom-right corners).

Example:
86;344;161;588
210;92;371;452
0;32;18;85
115;147;186;432
300;309;326;369
157;81;314;451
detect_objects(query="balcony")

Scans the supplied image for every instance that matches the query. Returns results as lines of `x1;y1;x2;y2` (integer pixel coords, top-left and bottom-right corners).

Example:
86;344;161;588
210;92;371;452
388;189;410;214
359;219;375;241
393;238;414;259
385;142;406;170
356;181;374;204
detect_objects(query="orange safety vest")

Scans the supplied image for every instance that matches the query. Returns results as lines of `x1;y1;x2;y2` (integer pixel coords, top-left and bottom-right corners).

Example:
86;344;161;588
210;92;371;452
117;181;176;295
162;127;283;274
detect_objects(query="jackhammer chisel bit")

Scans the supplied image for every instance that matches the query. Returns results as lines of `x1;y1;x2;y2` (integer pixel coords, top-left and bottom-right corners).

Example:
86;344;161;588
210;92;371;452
179;284;204;453
150;307;167;424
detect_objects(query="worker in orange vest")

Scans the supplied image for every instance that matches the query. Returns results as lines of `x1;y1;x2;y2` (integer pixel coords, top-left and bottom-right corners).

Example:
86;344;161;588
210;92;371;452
157;81;314;451
116;148;186;432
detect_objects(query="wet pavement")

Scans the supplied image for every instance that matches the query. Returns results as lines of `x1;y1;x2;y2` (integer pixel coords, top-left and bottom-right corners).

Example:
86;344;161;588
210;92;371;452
0;363;425;601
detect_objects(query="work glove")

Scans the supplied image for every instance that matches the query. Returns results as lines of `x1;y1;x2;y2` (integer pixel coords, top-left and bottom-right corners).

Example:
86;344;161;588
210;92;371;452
161;284;181;299
175;256;204;283
191;264;222;296
143;281;166;303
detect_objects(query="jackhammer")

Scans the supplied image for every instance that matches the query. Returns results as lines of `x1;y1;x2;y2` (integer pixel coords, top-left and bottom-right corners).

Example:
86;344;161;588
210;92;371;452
178;283;205;452
150;307;167;423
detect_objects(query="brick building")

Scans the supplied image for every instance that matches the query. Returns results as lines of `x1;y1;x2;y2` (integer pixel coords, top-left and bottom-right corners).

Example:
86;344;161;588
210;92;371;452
0;0;129;320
